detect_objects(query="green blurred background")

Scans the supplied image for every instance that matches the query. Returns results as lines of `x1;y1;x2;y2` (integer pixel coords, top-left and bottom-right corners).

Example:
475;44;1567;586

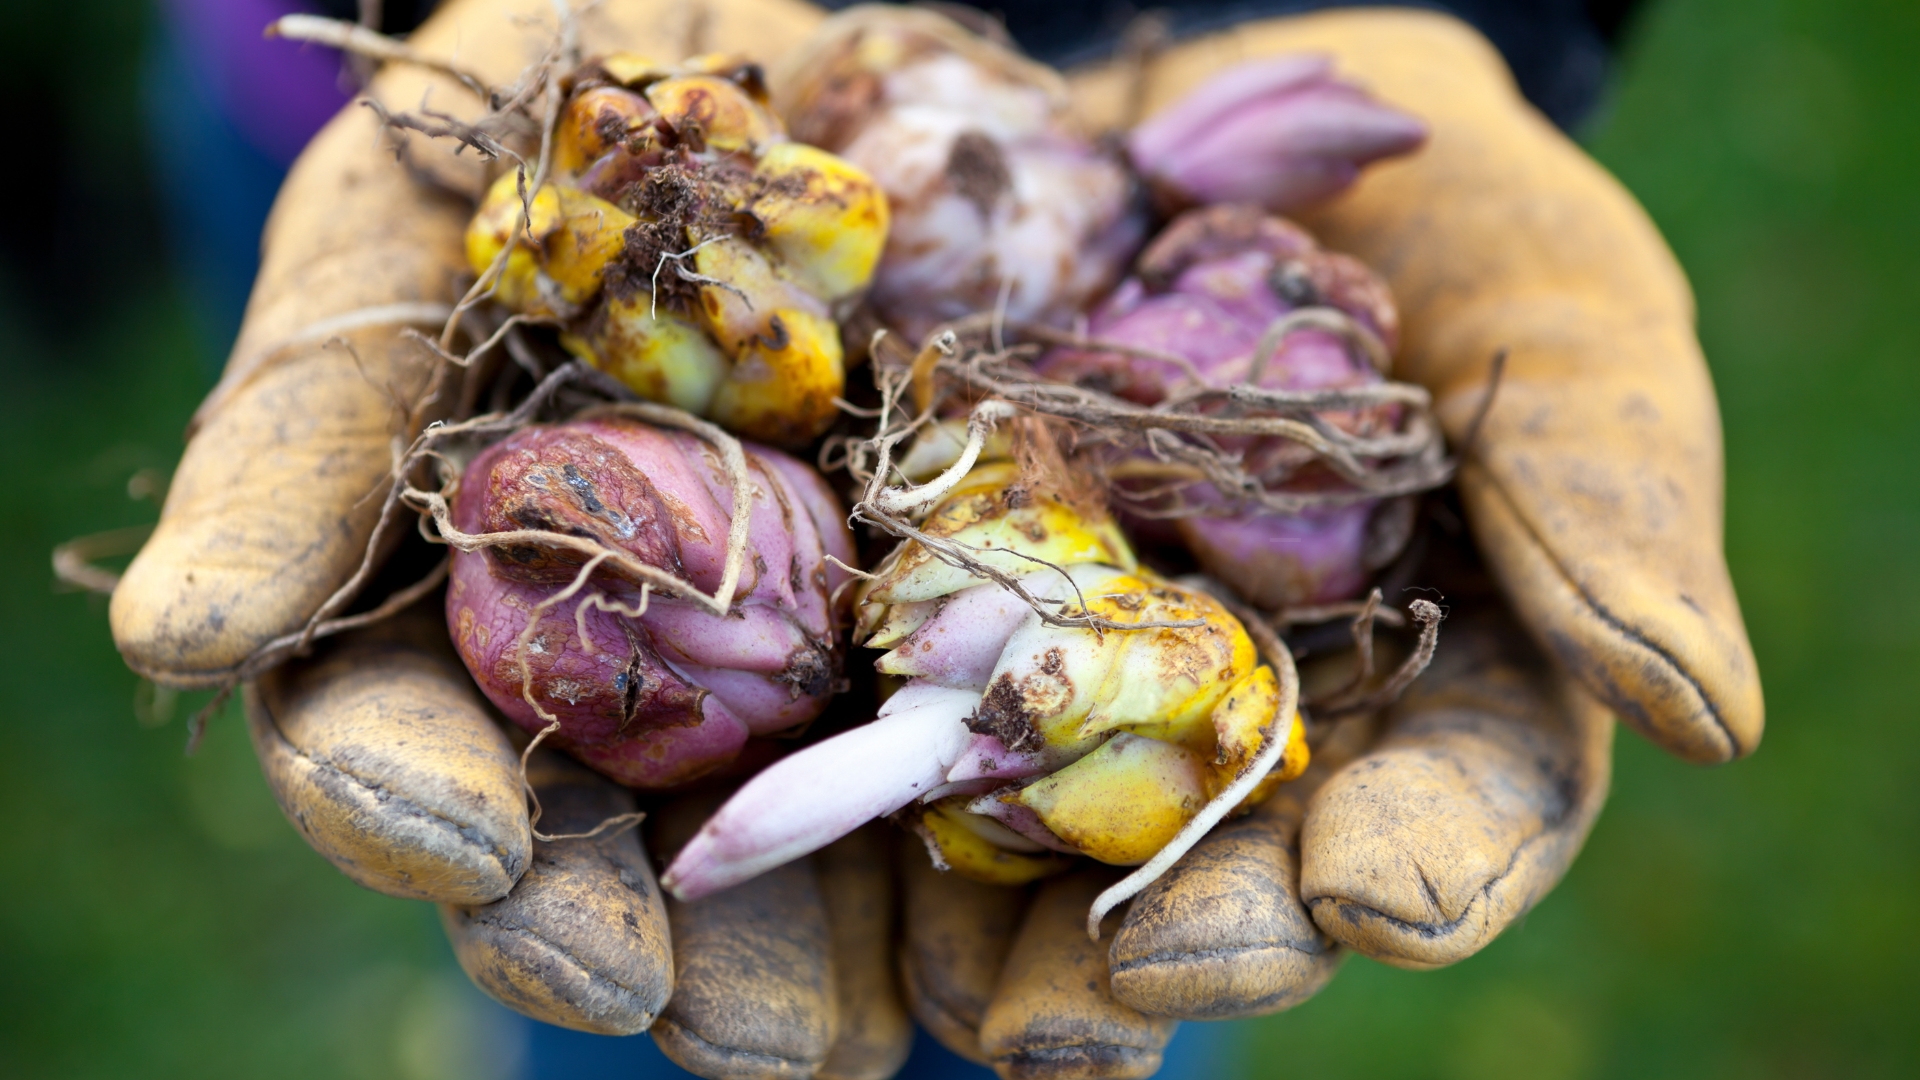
3;0;1915;1076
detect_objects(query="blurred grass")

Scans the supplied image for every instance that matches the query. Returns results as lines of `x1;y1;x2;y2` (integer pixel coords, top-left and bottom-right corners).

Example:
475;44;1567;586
1238;0;1920;1076
0;3;523;1075
0;0;1916;1076
0;295;520;1079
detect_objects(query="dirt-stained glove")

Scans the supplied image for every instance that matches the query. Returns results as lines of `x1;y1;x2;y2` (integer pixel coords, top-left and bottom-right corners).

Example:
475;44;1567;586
645;799;911;1079
104;0;1763;1072
103;0;919;1071
885;7;1761;1065
1053;5;1760;1020
440;749;672;1034
1074;8;1762;762
253;605;914;1071
247;607;531;905
896;557;1607;1055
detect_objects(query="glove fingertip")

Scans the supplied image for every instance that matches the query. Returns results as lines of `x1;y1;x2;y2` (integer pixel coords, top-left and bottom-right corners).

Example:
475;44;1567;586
1463;465;1764;764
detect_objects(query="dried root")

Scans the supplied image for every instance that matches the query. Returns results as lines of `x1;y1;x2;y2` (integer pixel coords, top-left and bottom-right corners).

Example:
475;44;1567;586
269;14;493;99
52;525;155;595
827;305;1455;639
855;314;1453;524
834;338;1201;636
1311;598;1444;720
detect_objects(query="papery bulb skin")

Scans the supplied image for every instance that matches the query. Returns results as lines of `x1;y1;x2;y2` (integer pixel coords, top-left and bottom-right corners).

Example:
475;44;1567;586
445;415;855;788
772;5;1145;343
464;54;888;445
1037;204;1410;608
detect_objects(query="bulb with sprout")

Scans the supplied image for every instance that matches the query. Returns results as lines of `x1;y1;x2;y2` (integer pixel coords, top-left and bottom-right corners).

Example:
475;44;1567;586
662;451;1308;934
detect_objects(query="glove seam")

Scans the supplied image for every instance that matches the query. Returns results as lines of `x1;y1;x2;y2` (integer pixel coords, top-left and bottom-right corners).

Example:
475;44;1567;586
305;756;521;870
901;955;985;1033
997;1044;1162;1065
1480;473;1740;758
1109;937;1328;975
1568;581;1738;756
122;652;245;689
652;1014;817;1072
899;956;993;1064
1304;818;1538;942
254;688;523;875
464;916;652;1003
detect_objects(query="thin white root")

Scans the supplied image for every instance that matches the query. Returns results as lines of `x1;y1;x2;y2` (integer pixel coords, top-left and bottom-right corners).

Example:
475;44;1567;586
574;585;652;655
408;313;559;371
519;720;564;832
650;235;735;320
512;629;645;846
825;554;875;580
538;810;646;844
871;399;1016;516
511;551;617;727
1085;641;1302;940
194;302;455;432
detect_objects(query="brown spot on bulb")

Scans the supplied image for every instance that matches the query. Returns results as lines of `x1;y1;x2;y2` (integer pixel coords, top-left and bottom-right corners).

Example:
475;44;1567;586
945;130;1011;220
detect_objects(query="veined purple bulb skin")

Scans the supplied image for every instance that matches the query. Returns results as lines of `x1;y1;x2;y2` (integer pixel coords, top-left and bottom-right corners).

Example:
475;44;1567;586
445;416;855;789
1037;204;1406;608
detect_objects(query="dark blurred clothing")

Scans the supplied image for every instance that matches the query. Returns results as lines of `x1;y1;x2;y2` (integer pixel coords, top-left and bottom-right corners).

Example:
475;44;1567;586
160;0;353;166
824;1;1644;130
144;0;349;363
514;1007;1235;1079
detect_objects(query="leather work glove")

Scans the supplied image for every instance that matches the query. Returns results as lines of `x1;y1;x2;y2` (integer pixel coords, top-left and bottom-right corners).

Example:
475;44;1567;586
110;0;911;1076
887;8;1765;1073
898;548;1610;1069
253;610;909;1078
107;0;1763;1075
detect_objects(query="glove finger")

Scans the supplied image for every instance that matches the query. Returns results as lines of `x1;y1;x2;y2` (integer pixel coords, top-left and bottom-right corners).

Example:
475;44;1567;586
247;607;529;903
979;869;1178;1080
1107;793;1340;1020
110;0;831;687
1300;604;1613;969
442;750;671;1034
1066;11;1761;765
649;794;837;1080
898;843;1031;1064
815;826;914;1080
1097;625;1396;1020
110;64;481;686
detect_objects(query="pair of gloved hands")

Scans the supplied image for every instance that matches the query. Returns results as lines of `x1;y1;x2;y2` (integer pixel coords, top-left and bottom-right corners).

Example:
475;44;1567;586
109;1;1763;1077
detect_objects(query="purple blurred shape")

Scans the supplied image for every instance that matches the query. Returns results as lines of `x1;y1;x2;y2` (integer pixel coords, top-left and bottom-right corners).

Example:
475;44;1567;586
162;0;352;166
